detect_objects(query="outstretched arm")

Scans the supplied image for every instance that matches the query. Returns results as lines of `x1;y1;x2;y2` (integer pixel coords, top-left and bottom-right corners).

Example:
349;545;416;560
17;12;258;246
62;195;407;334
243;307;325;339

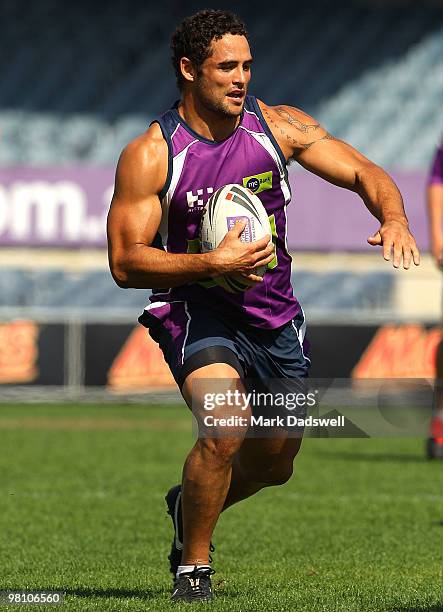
259;101;420;269
427;145;443;269
107;125;274;289
428;183;443;269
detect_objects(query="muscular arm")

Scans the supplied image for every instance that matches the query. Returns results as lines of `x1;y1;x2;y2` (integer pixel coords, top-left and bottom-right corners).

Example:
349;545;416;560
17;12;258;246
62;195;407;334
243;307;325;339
259;101;420;269
427;183;443;268
107;124;274;289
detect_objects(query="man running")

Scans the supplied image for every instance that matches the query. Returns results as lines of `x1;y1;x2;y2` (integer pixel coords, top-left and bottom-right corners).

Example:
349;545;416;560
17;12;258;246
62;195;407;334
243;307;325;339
427;138;443;459
107;9;420;602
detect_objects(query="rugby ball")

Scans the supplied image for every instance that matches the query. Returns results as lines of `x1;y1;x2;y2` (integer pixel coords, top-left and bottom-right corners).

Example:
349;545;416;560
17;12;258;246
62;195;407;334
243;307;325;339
200;183;272;293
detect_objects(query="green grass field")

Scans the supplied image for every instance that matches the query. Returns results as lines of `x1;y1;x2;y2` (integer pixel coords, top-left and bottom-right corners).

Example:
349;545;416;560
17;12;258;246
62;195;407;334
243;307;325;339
0;403;442;612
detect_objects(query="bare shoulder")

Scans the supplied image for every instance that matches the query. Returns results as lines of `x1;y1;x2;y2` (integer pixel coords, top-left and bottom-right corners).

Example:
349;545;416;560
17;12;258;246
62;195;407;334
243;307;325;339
258;100;317;127
256;99;334;159
116;122;168;196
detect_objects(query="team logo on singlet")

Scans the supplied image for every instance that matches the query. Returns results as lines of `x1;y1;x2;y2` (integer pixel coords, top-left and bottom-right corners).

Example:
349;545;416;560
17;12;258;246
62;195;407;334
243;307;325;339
186;187;214;208
242;171;273;194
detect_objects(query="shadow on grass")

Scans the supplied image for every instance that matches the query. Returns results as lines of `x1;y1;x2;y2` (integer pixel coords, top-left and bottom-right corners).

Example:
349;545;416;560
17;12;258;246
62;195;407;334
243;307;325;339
391;607;443;611
5;587;168;601
315;451;426;463
65;587;167;599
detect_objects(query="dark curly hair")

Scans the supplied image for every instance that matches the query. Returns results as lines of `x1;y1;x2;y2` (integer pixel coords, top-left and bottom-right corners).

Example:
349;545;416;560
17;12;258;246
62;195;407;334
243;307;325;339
171;9;249;90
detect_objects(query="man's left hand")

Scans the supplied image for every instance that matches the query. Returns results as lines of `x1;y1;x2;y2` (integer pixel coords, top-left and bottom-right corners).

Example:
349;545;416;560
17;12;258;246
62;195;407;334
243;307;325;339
367;220;420;269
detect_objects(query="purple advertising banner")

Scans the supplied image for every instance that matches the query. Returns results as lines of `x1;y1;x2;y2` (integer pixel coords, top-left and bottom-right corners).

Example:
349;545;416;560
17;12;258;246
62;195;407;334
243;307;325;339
287;169;429;251
0;166;429;250
0;167;113;248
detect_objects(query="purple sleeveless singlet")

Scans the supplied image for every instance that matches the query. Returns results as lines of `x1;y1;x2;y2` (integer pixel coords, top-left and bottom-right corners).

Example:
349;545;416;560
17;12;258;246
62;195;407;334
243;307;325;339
142;96;302;330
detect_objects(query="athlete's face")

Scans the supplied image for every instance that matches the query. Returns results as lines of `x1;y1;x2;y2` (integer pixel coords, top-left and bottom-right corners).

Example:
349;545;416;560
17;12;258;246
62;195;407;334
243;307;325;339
194;34;252;118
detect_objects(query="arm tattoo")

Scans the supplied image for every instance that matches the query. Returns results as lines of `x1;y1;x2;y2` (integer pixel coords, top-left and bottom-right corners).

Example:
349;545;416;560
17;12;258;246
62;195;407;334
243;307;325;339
275;107;320;134
262;106;335;154
302;132;335;150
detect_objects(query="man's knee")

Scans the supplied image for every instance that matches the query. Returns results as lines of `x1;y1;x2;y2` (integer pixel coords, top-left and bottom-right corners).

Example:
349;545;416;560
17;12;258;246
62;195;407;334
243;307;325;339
243;458;294;486
262;462;294;486
191;437;243;469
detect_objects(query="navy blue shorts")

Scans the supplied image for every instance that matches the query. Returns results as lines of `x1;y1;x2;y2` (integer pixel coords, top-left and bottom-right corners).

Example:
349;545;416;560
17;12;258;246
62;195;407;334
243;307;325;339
139;301;310;389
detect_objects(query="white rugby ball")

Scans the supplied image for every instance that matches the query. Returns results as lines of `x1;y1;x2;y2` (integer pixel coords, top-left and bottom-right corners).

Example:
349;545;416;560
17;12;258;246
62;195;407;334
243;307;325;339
199;183;272;293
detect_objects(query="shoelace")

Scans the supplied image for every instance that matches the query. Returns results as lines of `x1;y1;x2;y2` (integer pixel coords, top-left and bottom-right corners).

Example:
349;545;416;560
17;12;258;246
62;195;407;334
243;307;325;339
181;566;215;599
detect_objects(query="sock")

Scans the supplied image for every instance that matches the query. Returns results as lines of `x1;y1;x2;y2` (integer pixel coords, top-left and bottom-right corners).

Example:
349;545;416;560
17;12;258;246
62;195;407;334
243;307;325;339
176;564;211;578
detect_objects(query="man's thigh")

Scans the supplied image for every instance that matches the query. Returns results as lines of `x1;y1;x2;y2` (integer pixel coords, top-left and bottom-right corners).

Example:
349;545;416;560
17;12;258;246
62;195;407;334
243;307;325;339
238;310;311;380
141;303;311;431
182;362;251;448
140;301;245;389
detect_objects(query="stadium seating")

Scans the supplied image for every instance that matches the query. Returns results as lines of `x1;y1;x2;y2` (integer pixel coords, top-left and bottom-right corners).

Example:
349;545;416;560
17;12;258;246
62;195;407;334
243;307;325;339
0;1;443;167
0;268;394;314
292;270;393;311
0;269;29;306
317;22;443;168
